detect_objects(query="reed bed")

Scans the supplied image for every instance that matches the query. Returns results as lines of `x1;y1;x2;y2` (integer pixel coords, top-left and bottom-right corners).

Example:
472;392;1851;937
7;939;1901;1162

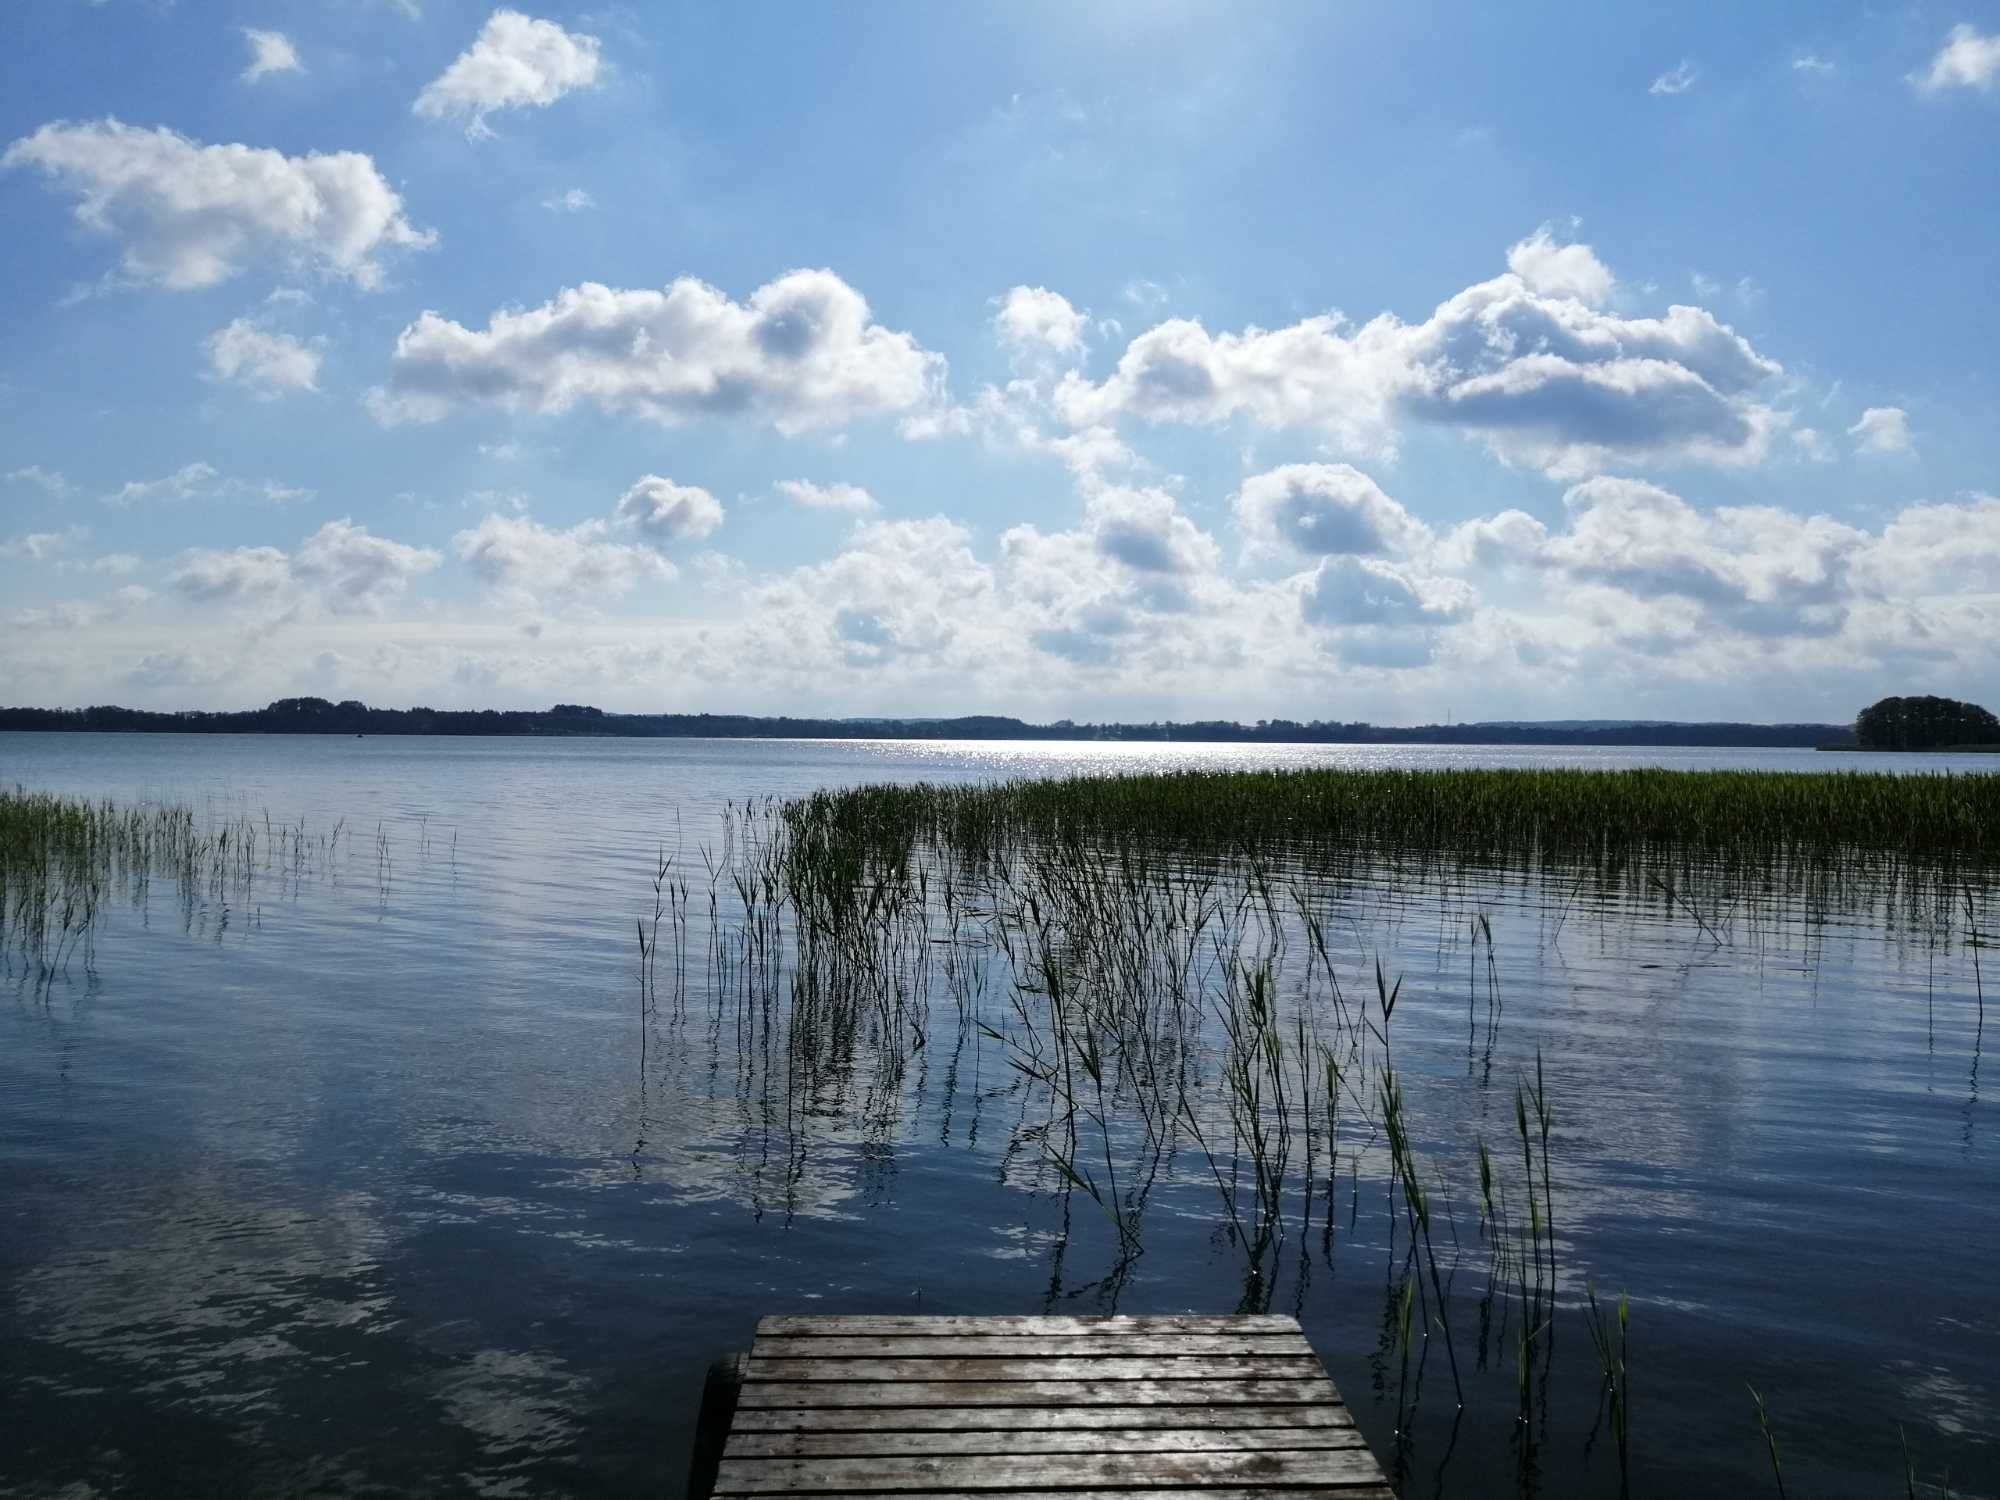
645;767;1996;1489
784;765;2000;867
0;785;355;975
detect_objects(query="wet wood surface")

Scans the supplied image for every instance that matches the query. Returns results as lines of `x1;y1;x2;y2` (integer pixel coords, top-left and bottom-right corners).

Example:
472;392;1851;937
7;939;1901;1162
707;1314;1394;1499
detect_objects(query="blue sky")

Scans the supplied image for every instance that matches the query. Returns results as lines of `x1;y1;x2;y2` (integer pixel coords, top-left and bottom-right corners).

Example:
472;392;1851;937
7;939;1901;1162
2;1;1996;722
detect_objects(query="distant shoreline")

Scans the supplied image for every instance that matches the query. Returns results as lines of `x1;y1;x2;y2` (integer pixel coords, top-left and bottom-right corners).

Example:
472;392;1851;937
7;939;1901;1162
0;700;1864;749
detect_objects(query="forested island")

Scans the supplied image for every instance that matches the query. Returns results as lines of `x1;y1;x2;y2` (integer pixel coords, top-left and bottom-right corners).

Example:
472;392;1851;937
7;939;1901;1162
0;697;1865;747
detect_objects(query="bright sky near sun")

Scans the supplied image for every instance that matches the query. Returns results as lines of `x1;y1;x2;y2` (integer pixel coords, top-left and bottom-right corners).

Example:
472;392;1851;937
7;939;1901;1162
2;2;1996;723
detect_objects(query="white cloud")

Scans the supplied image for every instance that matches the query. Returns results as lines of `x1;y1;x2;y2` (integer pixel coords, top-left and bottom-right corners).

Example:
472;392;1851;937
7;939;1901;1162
1914;24;2000;93
241;28;303;83
1505;226;1614;305
1085;486;1220;578
453;512;673;602
1233;463;1431;558
172;520;439;614
204;318;321;396
1848;406;1912;455
1792;54;1835;76
0;526;88;562
3;120;434;290
106;462;220;506
612;475;726;541
995;286;1088;358
1650;59;1699;96
1054;234;1783;476
171;544;292;603
103;462;313;508
1435;509;1549;572
1537;477;1863;635
1299;555;1473;628
373;268;945;434
291;520;442;611
414;10;603;138
542;187;594;213
776;479;879;514
5;465;70;495
754;517;1000;669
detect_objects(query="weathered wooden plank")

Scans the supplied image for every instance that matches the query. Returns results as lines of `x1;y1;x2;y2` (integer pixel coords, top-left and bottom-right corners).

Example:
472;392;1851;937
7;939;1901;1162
711;1491;1397;1500
754;1314;1302;1338
726;1403;1352;1433
723;1427;1368;1459
710;1449;1387;1493
750;1334;1315;1359
712;1496;1400;1500
736;1378;1339;1409
745;1355;1326;1383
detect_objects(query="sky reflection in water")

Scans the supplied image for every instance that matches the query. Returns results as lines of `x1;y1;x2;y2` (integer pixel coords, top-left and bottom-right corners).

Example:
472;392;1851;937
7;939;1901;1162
0;733;1994;1498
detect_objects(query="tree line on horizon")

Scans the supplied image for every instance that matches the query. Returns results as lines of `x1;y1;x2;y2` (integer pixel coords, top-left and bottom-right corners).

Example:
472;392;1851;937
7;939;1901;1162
0;696;1875;748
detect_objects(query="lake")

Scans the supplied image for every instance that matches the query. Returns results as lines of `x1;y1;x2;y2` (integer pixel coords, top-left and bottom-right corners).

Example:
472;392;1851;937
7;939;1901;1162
1;733;1994;1498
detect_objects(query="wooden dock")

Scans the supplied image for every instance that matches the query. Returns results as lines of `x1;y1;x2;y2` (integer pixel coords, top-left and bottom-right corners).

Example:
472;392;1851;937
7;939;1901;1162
701;1314;1394;1498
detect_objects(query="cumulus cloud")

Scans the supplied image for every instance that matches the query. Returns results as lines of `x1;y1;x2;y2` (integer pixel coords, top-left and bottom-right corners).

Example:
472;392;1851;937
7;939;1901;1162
5;465;70;495
204;317;321;396
1053;232;1782;475
1505;226;1614;304
104;462;311;507
172;520;438;613
995;286;1088;358
754;517;998;669
1085;486;1220;578
372;268;945;434
241;29;303;83
1535;477;1863;635
413;10;603;137
1792;54;1836;76
542;187;594;213
3;121;434;291
290;519;443;610
1435;509;1549;571
1650;59;1699;96
1848;405;1912;454
776;479;879;514
1914;24;2000;93
1299;555;1473;627
171;544;295;603
612;475;725;541
454;512;673;602
0;526;88;562
1233;463;1431;558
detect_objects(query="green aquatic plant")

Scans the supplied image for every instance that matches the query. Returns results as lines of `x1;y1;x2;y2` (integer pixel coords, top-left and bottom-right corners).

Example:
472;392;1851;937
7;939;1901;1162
1749;1383;1787;1500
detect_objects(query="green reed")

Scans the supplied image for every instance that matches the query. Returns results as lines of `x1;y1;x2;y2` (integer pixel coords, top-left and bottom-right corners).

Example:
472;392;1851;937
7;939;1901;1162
1;785;369;977
781;765;2000;867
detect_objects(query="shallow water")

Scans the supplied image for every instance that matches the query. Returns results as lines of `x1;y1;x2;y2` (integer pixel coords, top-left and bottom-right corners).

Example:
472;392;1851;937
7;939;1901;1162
0;733;1994;1498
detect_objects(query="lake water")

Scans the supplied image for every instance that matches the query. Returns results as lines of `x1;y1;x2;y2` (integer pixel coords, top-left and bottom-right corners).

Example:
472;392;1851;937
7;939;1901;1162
1;733;1994;1499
